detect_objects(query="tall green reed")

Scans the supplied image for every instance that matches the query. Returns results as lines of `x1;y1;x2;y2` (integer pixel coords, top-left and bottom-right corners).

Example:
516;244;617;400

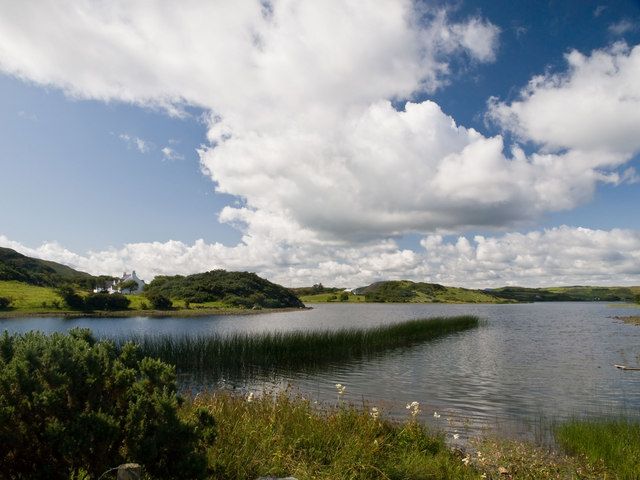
122;315;479;375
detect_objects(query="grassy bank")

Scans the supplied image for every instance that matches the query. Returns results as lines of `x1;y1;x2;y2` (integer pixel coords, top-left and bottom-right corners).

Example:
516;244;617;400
186;391;620;480
189;391;480;480
555;419;640;479
129;316;479;373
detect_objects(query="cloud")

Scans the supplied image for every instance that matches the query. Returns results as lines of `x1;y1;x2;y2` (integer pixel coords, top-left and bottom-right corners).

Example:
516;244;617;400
594;6;607;18
488;43;640;157
0;1;506;239
119;133;151;153
608;19;638;36
161;146;184;161
207;100;629;242
0;1;638;272
2;226;639;288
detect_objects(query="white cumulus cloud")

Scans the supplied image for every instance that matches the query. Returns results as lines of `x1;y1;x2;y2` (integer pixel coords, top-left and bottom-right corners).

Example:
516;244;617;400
0;2;638;285
488;42;640;157
1;226;639;288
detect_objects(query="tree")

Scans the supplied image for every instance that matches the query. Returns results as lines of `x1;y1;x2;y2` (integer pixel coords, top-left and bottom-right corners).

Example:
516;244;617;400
118;279;139;294
84;292;131;311
56;286;85;310
0;329;215;479
146;293;173;310
0;297;11;310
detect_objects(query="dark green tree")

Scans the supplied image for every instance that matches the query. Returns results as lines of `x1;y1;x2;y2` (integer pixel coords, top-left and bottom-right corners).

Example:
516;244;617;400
56;286;85;310
0;329;215;479
0;296;11;310
146;293;173;310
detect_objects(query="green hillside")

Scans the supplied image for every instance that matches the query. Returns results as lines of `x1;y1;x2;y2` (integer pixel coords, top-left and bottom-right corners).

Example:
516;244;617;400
298;280;507;304
144;270;305;309
489;285;640;302
0;247;99;287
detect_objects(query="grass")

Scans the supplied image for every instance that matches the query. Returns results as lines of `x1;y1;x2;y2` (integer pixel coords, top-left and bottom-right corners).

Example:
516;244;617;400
300;292;366;302
183;392;624;480
128;316;479;374
470;436;608;479
555;419;640;480
0;281;294;318
186;390;480;480
0;280;62;312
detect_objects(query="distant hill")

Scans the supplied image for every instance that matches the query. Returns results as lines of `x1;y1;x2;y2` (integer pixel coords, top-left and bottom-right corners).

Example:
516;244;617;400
350;280;507;303
0;247;98;287
489;285;640;302
145;270;305;309
289;284;344;297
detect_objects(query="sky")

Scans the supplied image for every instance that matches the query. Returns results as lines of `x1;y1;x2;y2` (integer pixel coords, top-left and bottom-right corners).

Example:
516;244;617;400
1;0;639;288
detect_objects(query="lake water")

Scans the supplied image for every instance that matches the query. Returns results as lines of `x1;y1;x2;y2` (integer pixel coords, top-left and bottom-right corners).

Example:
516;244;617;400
3;302;640;441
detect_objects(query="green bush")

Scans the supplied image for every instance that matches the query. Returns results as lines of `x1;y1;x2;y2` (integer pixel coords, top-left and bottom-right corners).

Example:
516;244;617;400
57;286;85;310
146;293;173;310
0;296;11;310
84;292;131;311
0;329;215;479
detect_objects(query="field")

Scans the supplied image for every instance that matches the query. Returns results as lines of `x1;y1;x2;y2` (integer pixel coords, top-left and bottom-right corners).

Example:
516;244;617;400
0;280;63;312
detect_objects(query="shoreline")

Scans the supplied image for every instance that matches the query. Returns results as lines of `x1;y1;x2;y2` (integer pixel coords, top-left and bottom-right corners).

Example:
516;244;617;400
0;306;310;319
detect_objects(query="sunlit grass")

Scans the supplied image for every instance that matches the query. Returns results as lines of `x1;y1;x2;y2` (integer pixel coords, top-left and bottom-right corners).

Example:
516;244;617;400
555;419;640;480
0;280;61;311
127;316;479;374
187;390;480;480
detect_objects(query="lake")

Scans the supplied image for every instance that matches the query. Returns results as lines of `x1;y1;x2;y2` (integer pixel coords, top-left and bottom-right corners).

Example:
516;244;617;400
2;302;640;441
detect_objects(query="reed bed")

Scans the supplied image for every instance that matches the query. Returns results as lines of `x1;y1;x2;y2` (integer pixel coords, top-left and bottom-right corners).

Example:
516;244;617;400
124;315;479;374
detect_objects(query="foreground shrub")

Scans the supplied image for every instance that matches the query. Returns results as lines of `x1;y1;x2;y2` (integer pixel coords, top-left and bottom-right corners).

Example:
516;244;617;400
0;329;215;479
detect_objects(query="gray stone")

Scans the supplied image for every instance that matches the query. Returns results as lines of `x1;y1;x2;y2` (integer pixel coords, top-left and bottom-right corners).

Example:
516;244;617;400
117;464;141;480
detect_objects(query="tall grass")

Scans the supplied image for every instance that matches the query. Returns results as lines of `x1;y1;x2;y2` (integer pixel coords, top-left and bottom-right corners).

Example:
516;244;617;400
186;390;480;480
126;315;479;374
555;419;640;480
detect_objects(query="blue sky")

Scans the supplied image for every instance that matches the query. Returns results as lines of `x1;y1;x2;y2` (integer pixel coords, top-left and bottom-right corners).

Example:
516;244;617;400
1;0;639;287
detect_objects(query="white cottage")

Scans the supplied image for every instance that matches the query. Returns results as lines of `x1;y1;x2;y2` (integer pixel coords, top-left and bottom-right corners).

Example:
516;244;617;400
118;270;146;294
93;270;146;294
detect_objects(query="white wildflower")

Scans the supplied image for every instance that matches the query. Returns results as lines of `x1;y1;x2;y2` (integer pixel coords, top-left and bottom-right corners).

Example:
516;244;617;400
406;401;420;417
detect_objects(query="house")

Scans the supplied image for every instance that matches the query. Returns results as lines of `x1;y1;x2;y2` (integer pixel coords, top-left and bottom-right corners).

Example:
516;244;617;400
93;270;146;294
118;270;146;294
